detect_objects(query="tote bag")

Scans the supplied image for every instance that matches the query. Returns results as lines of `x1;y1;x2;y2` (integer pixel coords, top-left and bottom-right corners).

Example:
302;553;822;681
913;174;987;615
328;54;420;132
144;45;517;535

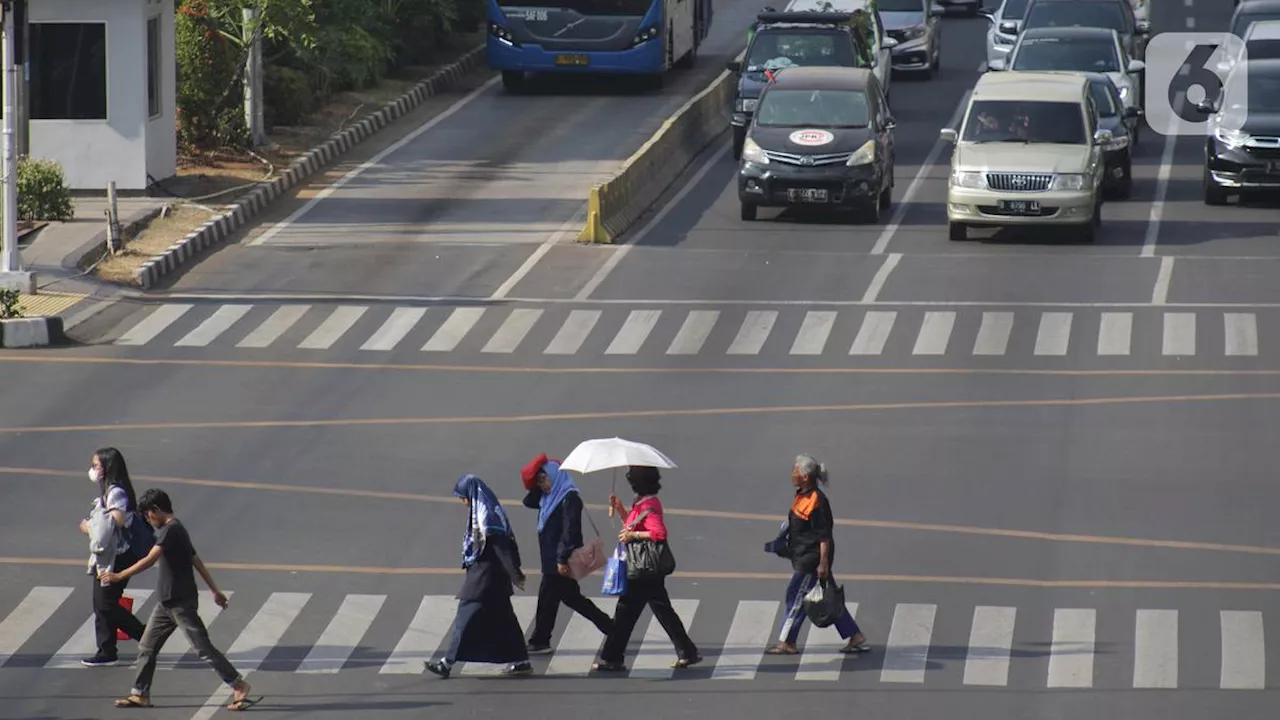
567;509;607;580
600;544;628;596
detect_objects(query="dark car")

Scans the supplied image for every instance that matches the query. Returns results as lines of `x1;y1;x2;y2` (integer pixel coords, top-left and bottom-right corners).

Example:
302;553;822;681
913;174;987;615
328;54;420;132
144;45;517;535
1020;0;1150;60
1198;58;1280;205
1231;0;1280;36
1082;72;1142;197
738;66;896;222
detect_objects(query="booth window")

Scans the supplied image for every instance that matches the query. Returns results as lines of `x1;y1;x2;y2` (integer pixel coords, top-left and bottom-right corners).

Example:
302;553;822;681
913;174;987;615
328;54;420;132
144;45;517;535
147;17;161;118
31;23;108;120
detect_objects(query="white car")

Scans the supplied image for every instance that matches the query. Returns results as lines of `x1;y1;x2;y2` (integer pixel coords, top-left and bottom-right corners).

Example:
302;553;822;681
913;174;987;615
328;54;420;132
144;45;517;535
990;26;1144;116
1217;19;1280;75
981;0;1031;68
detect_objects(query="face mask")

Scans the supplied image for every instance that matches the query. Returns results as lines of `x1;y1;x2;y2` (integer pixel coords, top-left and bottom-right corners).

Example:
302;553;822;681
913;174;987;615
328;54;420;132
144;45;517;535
88;468;102;484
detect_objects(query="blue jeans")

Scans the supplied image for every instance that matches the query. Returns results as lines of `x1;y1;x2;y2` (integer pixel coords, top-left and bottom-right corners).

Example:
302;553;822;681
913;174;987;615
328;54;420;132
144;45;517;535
778;571;860;645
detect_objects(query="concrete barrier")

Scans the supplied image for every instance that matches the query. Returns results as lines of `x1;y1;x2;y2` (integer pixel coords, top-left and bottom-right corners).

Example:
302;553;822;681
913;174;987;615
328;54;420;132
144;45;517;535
579;65;738;244
0;316;65;348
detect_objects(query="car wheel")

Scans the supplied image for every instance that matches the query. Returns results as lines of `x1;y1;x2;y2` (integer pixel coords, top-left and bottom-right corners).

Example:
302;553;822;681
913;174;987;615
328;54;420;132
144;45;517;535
732;127;745;160
740;202;758;221
502;71;526;93
1115;155;1133;199
948;221;967;241
1203;166;1229;206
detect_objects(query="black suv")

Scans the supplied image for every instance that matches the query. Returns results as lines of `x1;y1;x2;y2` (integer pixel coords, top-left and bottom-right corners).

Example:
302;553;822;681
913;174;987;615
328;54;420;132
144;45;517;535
1198;58;1280;205
1020;0;1149;60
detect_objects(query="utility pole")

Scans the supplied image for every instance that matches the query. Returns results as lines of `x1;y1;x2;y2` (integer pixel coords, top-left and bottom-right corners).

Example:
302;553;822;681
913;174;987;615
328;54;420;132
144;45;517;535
243;3;267;148
0;0;32;294
12;0;24;156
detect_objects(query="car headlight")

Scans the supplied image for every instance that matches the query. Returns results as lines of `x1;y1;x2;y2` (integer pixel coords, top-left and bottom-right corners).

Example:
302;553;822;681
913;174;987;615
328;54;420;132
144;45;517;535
742;137;769;165
847;140;875;166
1104;134;1129;150
950;170;986;189
1214;127;1250;148
994;33;1015;46
632;26;658;47
899;25;927;41
1052;173;1091;191
735;98;758;113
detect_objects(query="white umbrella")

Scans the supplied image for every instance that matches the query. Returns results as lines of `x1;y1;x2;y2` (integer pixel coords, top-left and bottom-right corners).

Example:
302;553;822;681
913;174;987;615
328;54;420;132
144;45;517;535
559;437;677;474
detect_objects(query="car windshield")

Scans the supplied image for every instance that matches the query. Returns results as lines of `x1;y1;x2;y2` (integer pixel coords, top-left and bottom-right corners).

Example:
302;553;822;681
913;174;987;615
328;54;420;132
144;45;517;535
1012;37;1120;72
877;0;923;11
1089;81;1119;117
1247;74;1280;112
1246;39;1280;60
746;31;860;71
961;99;1087;143
1233;13;1280;37
756;88;870;127
1025;2;1127;34
1002;0;1031;20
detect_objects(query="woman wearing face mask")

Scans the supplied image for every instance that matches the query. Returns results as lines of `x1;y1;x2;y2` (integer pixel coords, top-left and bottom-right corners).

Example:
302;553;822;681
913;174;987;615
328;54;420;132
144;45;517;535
77;447;146;666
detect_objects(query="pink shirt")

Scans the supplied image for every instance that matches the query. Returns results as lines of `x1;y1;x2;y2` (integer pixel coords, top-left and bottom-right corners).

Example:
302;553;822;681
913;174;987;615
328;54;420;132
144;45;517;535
624;496;667;542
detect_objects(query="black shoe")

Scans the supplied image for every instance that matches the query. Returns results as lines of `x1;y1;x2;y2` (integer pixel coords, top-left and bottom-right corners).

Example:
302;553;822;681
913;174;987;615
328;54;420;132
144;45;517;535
81;654;119;667
502;661;534;676
423;659;452;678
526;642;552;655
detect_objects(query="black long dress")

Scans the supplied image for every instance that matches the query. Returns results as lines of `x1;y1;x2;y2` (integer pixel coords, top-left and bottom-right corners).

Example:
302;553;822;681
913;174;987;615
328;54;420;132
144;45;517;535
449;534;529;664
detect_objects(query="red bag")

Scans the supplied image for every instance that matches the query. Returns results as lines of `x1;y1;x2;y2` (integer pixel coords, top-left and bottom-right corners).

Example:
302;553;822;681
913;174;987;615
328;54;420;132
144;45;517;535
116;596;135;640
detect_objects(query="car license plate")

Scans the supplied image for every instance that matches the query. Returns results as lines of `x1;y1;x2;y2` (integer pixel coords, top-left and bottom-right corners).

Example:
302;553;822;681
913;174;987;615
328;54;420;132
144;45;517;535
787;188;829;203
1267;161;1280;175
999;199;1041;215
555;54;589;66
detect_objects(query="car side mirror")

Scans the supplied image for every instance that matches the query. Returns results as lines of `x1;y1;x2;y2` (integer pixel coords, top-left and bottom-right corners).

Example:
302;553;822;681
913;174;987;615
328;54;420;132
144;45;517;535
930;4;945;16
940;128;958;144
726;60;741;73
1195;99;1217;114
1124;106;1144;118
1093;129;1113;145
998;20;1018;35
987;58;1007;72
883;36;899;49
886;116;897;130
1127;59;1146;73
979;8;994;20
1136;20;1151;35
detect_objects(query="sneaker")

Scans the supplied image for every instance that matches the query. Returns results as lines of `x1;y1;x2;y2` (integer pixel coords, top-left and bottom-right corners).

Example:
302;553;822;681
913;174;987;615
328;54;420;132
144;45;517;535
526;642;552;655
501;662;534;676
81;654;119;667
423;659;452;678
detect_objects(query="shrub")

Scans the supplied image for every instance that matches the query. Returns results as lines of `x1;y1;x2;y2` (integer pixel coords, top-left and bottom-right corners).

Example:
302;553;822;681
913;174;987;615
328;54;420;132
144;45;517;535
17;157;74;222
176;0;244;150
263;64;313;128
0;289;21;319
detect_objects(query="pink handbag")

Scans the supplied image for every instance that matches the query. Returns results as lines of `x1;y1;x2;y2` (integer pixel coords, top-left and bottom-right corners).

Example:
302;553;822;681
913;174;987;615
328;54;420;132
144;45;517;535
567;510;608;580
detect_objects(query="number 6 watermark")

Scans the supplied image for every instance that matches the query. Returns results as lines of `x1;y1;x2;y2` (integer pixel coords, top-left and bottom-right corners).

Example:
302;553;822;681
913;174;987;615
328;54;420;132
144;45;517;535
1144;32;1248;137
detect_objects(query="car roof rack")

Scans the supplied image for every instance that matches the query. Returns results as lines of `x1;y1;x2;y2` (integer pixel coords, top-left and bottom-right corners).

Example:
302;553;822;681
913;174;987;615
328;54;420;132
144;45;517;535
756;10;854;26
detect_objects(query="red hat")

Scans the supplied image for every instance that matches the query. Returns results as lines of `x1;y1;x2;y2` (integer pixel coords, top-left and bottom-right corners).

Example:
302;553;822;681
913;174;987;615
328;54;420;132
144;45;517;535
521;453;549;490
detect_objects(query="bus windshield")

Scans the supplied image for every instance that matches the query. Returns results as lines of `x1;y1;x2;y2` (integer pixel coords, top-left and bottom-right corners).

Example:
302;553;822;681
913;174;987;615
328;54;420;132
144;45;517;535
497;0;654;16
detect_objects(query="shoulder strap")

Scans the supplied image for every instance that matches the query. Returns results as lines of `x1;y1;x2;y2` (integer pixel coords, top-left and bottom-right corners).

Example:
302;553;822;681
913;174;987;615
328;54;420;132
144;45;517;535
625;509;652;532
582;505;602;538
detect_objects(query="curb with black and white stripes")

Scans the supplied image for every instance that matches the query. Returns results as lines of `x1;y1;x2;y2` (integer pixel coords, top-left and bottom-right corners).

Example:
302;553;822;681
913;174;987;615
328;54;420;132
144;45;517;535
0;316;65;348
135;44;487;290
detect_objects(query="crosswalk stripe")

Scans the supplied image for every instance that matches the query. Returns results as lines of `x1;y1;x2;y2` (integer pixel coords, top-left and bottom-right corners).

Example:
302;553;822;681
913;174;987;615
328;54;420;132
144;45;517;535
482;309;542;353
1133;609;1178;688
796;602;859;681
850;311;896;355
174;305;253;347
296;594;385;674
728;311;778;355
190;592;310;720
545;597;619;677
422;308;484;352
459;597;538;675
964;605;1016;686
1220;610;1265;689
545;310;601;355
667;311;719;355
1163;313;1196;356
157;590;234;671
45;589;153;669
298;306;367;350
1034;312;1073;356
1097;312;1133;356
1047;608;1095;688
912;312;955;356
237;306;309;348
0;586;74;667
379;595;455;674
881;603;937;683
361;308;426;351
711;600;779;680
115;304;193;345
629;599;699;679
605;310;661;354
1225;313;1259;356
973;312;1014;356
790;311;837;355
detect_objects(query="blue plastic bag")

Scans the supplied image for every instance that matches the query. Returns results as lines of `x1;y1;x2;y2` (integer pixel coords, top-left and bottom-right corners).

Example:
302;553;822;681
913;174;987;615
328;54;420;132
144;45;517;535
601;543;628;596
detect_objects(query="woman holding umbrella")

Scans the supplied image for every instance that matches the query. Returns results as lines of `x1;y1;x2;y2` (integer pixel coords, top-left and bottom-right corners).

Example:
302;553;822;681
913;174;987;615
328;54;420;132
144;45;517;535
425;474;533;678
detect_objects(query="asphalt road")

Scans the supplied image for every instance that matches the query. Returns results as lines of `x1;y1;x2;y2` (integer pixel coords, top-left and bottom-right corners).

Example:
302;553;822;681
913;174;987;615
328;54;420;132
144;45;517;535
4;0;1280;717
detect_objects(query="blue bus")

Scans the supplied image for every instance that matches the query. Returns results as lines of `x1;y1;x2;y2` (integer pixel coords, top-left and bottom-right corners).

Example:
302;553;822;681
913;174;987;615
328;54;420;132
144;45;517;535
487;0;714;90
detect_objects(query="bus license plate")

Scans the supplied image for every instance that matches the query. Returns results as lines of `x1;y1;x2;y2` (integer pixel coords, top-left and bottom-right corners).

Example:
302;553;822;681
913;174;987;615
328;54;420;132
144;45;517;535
999;200;1041;215
556;54;589;66
787;188;829;203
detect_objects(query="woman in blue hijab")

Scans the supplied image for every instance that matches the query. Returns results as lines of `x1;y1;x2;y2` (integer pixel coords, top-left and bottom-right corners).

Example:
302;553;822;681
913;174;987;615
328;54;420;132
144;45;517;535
424;474;532;678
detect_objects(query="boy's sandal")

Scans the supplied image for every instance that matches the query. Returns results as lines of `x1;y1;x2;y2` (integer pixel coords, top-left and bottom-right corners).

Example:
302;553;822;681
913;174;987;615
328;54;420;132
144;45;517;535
766;645;798;655
114;695;152;708
226;696;263;711
671;655;703;669
591;661;627;672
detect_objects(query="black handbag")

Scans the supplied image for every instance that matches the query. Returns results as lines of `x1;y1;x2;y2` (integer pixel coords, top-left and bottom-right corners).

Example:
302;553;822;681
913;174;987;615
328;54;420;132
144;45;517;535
624;510;677;580
802;577;846;629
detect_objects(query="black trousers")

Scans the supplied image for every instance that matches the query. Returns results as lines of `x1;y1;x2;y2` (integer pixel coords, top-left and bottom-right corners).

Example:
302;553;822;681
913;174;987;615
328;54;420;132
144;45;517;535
528;573;613;647
93;555;145;658
598;576;698;665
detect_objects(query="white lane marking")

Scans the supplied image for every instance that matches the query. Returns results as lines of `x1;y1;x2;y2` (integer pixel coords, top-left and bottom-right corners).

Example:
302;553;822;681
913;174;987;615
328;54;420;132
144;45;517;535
912;311;956;355
361;307;426;351
727;311;778;355
296;594;385;674
115;304;193;345
157;591;234;671
861;253;902;302
880;603;937;683
1186;17;1195;29
871;90;973;254
1184;0;1193;6
237;305;309;348
667;310;719;354
545;597;618;677
850;311;897;355
422;308;485;352
972;312;1013;356
1220;610;1265;689
791;311;837;355
544;310;601;355
1133;609;1178;689
1047;608;1096;688
1163;312;1197;356
964;606;1016;687
574;143;732;301
45;590;154;669
379;596;455;674
297;306;367;350
1225;313;1259;356
605;310;661;355
1097;312;1133;355
248;75;502;247
174;305;253;347
628;599;699;679
796;602;860;682
1152;256;1174;305
489;205;588;300
0;587;74;666
1034;312;1073;356
481;308;543;353
1142;91;1184;257
711;600;779;680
